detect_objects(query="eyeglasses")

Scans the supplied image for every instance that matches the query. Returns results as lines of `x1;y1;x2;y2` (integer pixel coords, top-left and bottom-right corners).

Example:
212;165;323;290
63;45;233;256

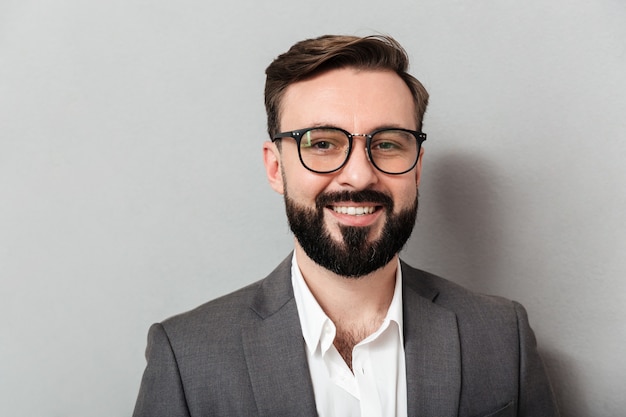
272;127;426;175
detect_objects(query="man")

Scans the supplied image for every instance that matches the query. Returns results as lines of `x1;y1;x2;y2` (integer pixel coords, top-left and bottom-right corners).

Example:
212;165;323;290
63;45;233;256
133;35;558;417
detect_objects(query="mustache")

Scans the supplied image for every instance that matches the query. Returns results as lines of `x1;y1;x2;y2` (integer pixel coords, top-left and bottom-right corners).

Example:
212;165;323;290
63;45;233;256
315;189;394;211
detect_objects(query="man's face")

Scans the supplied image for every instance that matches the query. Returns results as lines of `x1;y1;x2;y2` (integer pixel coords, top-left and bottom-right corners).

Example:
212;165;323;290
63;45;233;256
264;68;424;277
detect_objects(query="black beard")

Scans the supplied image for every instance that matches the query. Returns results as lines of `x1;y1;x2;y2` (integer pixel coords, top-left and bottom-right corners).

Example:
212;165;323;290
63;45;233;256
284;189;418;278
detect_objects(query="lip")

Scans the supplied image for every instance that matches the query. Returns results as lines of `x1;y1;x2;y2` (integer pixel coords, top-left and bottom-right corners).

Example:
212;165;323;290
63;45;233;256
326;202;384;227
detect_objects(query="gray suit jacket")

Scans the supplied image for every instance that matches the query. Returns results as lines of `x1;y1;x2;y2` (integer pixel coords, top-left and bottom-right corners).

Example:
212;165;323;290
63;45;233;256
133;256;559;417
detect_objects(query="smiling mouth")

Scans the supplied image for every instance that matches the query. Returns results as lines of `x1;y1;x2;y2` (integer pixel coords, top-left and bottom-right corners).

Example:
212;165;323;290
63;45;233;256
331;205;378;216
317;190;393;218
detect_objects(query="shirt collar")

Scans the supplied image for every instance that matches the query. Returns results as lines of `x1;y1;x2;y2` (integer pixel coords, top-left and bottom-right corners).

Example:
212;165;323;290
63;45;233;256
291;252;404;355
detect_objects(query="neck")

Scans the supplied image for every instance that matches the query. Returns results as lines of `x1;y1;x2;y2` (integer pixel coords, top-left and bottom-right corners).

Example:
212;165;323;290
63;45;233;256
294;242;398;328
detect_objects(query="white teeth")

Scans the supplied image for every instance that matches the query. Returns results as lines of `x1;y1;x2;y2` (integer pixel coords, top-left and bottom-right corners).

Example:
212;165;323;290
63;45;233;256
332;206;375;215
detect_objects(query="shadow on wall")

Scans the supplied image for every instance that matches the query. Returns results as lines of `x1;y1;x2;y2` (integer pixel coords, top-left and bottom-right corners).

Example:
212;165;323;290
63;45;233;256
405;151;577;415
406;151;511;294
541;348;585;417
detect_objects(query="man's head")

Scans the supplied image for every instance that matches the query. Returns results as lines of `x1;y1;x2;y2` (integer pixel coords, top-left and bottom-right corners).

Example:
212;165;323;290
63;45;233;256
264;35;429;139
263;35;429;277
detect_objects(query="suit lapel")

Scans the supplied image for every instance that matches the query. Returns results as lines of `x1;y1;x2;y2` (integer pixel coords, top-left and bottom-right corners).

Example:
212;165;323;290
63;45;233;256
241;256;317;417
402;263;462;417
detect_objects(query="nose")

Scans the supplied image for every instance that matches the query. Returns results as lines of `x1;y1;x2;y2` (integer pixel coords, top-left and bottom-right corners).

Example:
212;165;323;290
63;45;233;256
334;136;379;190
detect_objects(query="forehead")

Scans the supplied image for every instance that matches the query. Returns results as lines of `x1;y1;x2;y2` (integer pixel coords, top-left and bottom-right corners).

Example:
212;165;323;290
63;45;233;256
280;68;416;132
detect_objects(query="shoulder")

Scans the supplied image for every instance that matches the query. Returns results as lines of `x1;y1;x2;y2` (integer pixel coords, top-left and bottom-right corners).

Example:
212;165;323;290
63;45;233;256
159;254;294;340
399;266;558;413
401;261;534;375
163;279;261;330
401;261;527;328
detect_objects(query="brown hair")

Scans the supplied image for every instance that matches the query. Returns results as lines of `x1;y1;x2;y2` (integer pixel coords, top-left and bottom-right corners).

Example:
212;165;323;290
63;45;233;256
264;34;429;138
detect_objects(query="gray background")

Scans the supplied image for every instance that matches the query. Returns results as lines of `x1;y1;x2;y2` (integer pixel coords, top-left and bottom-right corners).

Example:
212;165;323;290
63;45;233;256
1;0;625;416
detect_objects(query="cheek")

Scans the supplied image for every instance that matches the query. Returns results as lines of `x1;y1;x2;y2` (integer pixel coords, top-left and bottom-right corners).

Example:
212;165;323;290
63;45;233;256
282;162;332;204
391;182;419;211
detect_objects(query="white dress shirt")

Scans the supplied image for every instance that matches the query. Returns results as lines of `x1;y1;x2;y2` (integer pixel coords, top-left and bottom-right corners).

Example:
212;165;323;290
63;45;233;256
291;253;408;417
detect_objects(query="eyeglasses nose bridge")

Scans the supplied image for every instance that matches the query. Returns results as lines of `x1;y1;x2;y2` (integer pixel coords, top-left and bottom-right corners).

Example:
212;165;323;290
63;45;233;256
345;133;373;164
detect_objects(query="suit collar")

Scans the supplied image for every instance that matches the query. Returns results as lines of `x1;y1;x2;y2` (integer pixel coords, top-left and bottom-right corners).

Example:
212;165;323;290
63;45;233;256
400;260;440;302
248;254;294;319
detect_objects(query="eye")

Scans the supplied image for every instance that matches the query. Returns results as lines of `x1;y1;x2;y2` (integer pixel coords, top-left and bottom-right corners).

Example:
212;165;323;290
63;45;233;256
311;140;333;150
373;141;399;150
371;138;406;153
370;130;413;153
300;129;347;153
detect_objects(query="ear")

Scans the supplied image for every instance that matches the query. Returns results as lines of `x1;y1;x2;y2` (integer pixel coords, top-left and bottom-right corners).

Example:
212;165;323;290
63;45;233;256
415;147;425;187
263;141;284;195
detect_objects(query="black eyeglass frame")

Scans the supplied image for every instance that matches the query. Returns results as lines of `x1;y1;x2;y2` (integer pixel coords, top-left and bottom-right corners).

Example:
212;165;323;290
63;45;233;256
272;126;427;175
